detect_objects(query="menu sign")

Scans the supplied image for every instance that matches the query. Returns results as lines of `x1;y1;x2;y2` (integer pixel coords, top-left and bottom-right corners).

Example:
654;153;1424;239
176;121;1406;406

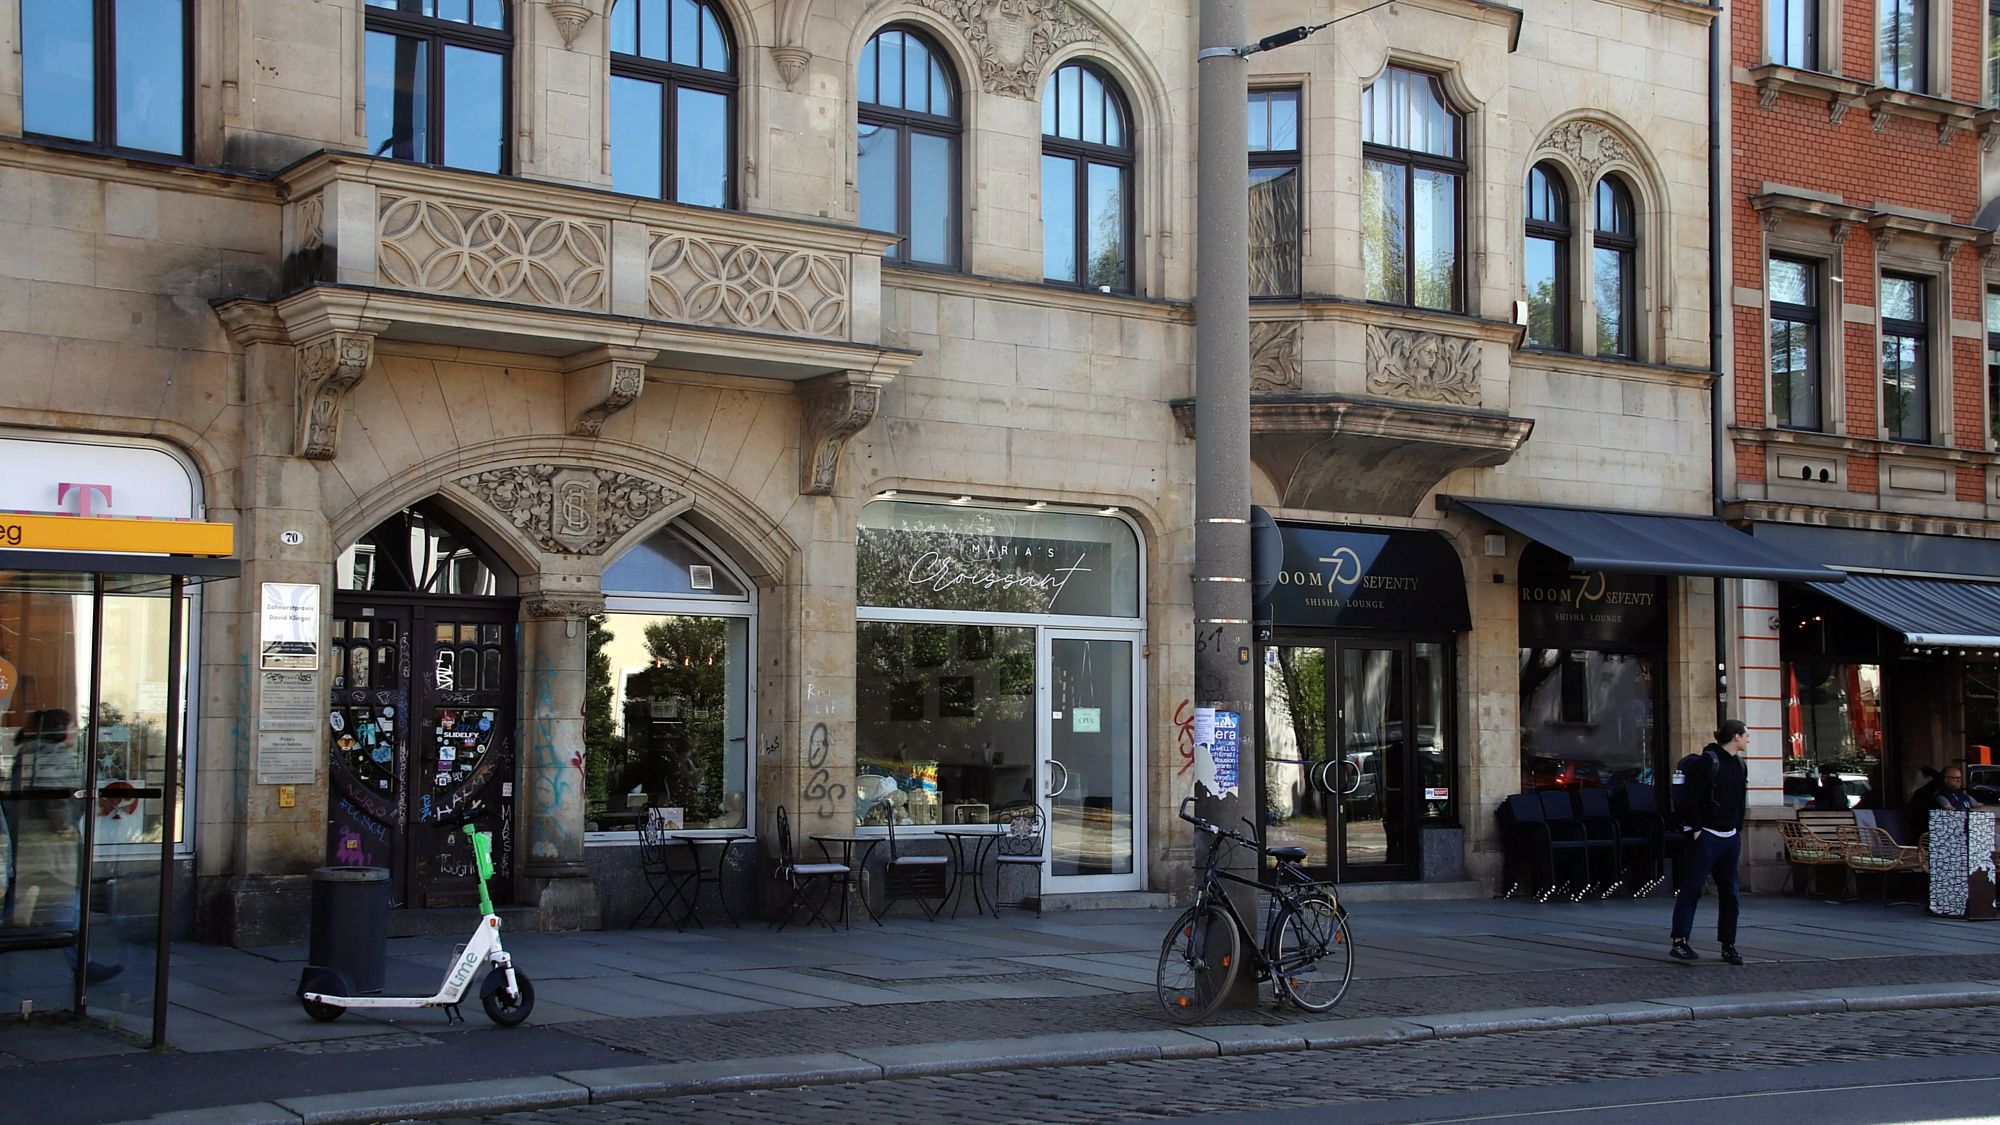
858;501;1139;618
1264;524;1470;633
1517;543;1666;648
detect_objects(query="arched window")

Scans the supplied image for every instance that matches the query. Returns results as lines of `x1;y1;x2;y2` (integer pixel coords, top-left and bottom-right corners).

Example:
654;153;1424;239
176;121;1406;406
1362;66;1463;312
589;523;755;835
21;0;190;156
858;26;961;268
609;0;736;208
1594;176;1637;358
364;0;510;172
1041;61;1133;293
1524;163;1570;350
336;501;513;595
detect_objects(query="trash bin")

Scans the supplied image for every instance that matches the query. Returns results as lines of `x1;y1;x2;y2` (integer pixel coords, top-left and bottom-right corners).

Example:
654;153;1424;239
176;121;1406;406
308;866;389;994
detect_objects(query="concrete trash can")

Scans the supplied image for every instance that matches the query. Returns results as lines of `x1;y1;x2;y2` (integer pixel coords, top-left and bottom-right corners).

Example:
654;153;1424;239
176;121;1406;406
308;866;390;994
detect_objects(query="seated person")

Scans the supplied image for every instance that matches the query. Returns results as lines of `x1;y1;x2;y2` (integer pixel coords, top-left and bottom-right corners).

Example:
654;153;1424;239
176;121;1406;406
1937;767;1984;811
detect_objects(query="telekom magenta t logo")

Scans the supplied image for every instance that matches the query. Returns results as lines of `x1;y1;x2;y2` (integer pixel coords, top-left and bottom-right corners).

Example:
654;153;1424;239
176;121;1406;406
57;483;113;517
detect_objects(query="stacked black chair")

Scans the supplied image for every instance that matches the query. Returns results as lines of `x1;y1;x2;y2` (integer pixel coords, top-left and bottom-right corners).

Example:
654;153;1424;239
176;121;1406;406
1537;790;1615;900
1614;782;1676;895
1578;787;1658;896
1496;794;1559;901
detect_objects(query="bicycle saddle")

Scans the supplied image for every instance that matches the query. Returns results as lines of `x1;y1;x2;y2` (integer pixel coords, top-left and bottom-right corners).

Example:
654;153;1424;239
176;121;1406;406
1265;846;1308;862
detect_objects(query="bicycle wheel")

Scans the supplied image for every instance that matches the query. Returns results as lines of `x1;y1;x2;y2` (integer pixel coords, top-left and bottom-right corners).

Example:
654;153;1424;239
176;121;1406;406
1156;903;1240;1024
1270;895;1354;1013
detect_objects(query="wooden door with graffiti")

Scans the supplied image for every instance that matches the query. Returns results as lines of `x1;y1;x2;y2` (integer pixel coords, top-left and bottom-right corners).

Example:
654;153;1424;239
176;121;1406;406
328;596;518;908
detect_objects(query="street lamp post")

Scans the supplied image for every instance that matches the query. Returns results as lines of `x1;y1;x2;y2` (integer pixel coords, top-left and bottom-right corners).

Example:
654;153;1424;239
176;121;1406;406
1190;1;1377;1007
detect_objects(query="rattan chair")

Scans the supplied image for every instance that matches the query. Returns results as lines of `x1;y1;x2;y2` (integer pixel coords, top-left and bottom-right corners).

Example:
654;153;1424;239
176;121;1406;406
1778;819;1848;898
1844;824;1925;906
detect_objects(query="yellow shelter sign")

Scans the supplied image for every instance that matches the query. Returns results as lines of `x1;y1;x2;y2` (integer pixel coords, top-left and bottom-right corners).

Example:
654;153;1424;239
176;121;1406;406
0;511;235;556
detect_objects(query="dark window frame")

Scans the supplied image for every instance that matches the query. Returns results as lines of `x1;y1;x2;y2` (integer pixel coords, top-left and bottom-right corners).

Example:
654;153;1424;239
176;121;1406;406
1989;0;2000;108
1985;287;2000;448
1880;271;1932;444
608;0;739;208
857;24;962;271
1593;176;1638;359
1248;86;1302;301
20;0;195;159
1767;0;1819;70
1041;60;1136;295
1523;161;1571;351
1880;0;1930;93
364;0;513;171
1769;254;1823;431
1361;66;1466;314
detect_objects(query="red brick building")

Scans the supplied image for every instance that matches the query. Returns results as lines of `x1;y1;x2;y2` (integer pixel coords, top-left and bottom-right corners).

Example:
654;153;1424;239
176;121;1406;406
1721;0;2000;865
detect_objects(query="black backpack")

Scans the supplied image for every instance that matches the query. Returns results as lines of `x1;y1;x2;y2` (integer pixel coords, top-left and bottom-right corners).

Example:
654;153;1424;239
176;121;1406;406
1669;747;1717;830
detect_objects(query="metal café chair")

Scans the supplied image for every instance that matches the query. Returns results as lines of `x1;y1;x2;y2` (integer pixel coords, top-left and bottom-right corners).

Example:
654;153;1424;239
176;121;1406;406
990;804;1046;916
883;804;950;921
772;805;849;932
632;807;696;929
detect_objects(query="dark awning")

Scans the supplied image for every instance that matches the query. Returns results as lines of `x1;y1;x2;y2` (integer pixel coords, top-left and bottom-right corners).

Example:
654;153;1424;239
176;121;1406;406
1809;572;2000;648
1445;498;1845;582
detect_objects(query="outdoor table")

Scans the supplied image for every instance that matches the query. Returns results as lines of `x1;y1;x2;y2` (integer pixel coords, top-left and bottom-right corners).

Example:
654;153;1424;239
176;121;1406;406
933;827;1003;918
664;832;754;929
809;833;885;928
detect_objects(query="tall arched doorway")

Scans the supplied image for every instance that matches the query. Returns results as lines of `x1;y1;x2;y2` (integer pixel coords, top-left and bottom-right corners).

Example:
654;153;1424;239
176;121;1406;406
328;501;519;908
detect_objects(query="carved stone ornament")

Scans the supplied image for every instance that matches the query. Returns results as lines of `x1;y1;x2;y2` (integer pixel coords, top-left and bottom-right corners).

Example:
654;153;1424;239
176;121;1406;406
1364;326;1482;407
567;348;652;437
378;193;611;312
799;379;883;495
295;329;379;459
647;231;848;337
914;0;1105;100
546;2;593;48
524;594;607;619
1537;120;1636;181
455;465;680;555
769;46;811;88
1249;321;1303;395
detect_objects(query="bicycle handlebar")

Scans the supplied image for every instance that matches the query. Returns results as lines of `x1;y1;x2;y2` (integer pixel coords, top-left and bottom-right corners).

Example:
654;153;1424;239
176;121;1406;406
1177;795;1261;850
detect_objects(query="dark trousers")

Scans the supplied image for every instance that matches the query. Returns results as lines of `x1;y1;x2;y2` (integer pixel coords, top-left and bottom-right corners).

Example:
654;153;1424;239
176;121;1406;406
1670;830;1740;944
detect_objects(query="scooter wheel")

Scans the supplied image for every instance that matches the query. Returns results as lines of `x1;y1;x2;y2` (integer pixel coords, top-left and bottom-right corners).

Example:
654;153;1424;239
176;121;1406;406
481;967;534;1028
298;968;349;1023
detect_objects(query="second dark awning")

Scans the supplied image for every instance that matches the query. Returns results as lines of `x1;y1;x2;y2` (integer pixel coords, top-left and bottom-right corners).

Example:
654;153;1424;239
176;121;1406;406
1446;498;1845;582
1809;572;2000;648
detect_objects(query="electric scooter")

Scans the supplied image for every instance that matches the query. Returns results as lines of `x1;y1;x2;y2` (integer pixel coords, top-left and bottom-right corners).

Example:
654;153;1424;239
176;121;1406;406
296;824;533;1027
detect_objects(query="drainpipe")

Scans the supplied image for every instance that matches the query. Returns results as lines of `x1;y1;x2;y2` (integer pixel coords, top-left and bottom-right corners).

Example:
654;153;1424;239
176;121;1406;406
1709;7;1729;730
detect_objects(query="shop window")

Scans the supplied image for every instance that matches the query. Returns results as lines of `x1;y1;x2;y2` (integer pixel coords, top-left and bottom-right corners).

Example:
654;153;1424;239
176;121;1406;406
586;525;752;836
1249;88;1302;299
364;0;509;173
1880;273;1930;444
1767;0;1818;69
1770;255;1822;431
1362;66;1462;312
1965;663;2000;793
1593;176;1637;359
335;502;511;595
1519;649;1659;791
1523;162;1571;350
858;25;960;268
1879;0;1929;93
608;0;736;207
1783;663;1884;809
1041;61;1134;293
21;0;189;157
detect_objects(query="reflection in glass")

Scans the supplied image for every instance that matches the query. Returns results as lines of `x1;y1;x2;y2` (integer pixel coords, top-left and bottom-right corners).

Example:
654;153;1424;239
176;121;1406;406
1413;643;1450;822
858;123;900;236
22;0;97;142
611;75;664;197
1249;166;1300;297
1594;245;1629;355
337;502;508;595
1043;155;1078;283
1340;647;1405;868
855;623;1036;827
584;614;749;831
441;45;504;172
1767;0;1815;68
114;0;186;155
1049;637;1134;876
366;31;430;161
1879;0;1926;91
1770;257;1819;429
1262;646;1329;867
1412;169;1457;311
675;87;729;207
1784;663;1883;808
1518;649;1658;793
908;131;954;266
1085;162;1126;291
1880;275;1928;443
1524;237;1560;347
1363;159;1407;304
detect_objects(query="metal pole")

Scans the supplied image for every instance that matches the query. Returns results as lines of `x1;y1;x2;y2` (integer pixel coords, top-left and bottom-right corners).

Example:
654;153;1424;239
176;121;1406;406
1194;0;1257;1008
154;576;186;1047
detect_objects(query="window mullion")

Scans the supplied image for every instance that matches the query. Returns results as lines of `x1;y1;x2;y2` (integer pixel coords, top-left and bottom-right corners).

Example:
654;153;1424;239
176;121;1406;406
98;0;116;148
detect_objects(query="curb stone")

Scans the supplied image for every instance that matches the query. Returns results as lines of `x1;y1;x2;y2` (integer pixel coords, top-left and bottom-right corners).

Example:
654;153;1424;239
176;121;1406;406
111;983;2000;1124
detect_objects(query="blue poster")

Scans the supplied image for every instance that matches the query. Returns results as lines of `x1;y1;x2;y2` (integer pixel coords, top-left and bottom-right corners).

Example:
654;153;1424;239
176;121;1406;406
1211;710;1240;796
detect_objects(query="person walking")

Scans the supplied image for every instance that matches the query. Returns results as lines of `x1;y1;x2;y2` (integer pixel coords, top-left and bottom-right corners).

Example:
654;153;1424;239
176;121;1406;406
1669;718;1749;965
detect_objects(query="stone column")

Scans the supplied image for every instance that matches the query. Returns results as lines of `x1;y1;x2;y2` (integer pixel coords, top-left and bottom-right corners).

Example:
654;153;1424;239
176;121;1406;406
517;592;603;930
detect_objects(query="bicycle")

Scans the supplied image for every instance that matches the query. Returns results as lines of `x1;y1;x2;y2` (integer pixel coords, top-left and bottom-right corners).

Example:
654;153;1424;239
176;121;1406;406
1155;796;1354;1024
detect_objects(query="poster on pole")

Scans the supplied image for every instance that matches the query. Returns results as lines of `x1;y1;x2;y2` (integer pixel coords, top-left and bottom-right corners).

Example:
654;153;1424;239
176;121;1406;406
260;582;322;671
1192;706;1240;798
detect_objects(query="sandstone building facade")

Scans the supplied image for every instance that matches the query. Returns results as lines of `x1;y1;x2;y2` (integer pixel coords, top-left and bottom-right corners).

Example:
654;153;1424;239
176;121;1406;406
0;0;1742;947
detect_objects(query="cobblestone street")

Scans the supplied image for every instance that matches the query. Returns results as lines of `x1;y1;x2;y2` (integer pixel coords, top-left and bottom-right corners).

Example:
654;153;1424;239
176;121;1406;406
446;1005;2000;1124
